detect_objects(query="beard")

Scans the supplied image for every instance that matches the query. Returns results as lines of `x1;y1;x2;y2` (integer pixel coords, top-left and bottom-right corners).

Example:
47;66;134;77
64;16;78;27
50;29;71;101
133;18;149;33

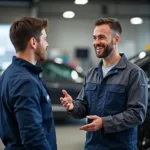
95;40;114;58
35;43;47;62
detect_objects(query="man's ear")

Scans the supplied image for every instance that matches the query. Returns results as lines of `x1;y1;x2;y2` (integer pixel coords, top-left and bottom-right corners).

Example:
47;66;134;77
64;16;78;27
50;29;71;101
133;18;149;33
113;35;120;45
29;37;37;49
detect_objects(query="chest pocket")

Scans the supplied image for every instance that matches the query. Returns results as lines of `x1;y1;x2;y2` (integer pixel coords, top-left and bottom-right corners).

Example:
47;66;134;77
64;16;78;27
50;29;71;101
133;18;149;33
105;85;126;113
85;83;97;114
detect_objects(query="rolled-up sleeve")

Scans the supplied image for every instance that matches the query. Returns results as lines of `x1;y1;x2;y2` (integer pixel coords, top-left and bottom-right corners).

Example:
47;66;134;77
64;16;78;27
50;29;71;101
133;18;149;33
11;79;52;150
102;69;148;133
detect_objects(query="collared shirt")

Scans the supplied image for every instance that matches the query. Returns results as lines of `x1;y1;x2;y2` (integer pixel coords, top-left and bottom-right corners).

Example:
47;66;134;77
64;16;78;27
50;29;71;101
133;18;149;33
0;56;57;150
71;54;148;150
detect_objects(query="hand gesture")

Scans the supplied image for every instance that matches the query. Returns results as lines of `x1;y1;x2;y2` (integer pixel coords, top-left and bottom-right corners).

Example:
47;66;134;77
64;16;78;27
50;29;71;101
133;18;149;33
79;115;103;131
60;89;74;111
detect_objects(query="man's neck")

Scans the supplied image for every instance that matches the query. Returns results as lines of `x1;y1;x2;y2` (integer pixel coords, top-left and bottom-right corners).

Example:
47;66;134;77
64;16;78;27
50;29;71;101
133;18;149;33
102;50;121;67
16;51;37;65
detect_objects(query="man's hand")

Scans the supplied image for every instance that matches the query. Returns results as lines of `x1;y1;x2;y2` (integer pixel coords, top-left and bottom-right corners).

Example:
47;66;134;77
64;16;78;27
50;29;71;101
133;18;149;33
60;89;74;111
79;115;103;131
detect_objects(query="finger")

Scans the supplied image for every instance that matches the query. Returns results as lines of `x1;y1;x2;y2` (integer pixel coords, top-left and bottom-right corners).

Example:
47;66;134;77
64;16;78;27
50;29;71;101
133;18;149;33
79;123;94;130
61;99;68;105
62;89;69;97
87;127;97;132
79;126;95;131
60;97;64;101
61;100;66;105
79;127;95;132
63;102;69;108
87;115;98;120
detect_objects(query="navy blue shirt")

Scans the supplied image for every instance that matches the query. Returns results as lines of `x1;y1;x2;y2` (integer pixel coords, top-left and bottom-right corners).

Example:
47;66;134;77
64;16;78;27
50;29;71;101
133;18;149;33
0;56;57;150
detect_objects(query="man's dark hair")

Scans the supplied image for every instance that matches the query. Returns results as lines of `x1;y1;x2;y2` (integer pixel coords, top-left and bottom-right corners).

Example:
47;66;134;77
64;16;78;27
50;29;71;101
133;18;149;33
94;18;122;35
10;17;48;52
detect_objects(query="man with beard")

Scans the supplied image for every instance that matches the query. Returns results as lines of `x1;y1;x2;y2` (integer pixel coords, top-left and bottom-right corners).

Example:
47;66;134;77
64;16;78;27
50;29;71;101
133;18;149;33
60;18;148;150
0;17;57;150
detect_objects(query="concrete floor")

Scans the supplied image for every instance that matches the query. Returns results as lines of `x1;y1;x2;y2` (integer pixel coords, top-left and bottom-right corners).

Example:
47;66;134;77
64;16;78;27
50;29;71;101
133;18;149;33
56;125;85;150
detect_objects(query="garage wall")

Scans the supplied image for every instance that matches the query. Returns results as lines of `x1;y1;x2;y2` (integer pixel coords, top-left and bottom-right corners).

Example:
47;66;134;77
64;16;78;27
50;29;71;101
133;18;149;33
0;2;149;67
0;6;31;23
40;1;150;66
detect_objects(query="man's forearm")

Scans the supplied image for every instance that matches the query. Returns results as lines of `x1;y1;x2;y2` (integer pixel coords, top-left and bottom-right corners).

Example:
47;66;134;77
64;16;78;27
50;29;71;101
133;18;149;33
69;100;88;119
101;107;145;134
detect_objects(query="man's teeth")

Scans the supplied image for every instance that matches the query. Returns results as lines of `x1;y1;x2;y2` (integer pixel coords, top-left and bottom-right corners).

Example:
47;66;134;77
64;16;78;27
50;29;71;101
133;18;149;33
96;47;103;50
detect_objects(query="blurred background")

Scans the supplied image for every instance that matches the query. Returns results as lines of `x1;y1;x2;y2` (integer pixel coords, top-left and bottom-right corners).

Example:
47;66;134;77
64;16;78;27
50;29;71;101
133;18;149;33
0;0;150;149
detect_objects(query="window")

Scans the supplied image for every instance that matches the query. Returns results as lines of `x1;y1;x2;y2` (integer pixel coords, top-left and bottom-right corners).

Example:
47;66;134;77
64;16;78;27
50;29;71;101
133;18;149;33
0;24;15;71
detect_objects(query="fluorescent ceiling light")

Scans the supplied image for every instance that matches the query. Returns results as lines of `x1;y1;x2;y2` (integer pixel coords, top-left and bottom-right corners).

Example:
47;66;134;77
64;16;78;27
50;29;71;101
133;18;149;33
130;17;143;25
74;0;88;5
63;11;75;19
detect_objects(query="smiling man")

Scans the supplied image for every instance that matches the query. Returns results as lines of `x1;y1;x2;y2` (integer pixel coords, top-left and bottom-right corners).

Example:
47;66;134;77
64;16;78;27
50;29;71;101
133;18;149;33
0;17;57;150
60;18;148;150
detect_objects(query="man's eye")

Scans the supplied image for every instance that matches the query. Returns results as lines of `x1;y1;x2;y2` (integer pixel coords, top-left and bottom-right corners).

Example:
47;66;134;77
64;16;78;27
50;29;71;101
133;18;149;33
99;36;105;39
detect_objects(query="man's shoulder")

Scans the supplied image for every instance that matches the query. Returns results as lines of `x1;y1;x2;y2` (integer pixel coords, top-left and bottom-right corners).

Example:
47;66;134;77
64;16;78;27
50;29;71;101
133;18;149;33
86;66;97;74
3;63;27;77
84;67;98;83
126;59;143;72
2;64;38;87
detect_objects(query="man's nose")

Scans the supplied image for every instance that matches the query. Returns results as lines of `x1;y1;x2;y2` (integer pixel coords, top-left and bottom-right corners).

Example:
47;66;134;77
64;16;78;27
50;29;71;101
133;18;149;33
93;38;100;45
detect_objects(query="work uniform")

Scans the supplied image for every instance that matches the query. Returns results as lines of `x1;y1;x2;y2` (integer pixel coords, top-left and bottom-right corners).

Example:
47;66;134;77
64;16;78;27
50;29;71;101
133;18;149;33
0;56;57;150
71;54;148;150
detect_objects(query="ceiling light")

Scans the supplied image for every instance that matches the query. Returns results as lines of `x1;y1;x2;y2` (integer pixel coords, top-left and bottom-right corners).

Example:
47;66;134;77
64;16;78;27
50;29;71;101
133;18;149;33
130;17;143;25
74;0;88;5
62;11;75;19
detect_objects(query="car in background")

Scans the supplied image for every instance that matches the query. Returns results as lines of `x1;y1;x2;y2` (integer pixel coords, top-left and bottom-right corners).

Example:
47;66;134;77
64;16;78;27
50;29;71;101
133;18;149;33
129;51;150;150
41;59;84;119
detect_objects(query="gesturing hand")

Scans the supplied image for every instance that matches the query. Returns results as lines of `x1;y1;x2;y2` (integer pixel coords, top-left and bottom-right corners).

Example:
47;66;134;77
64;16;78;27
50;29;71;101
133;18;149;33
60;89;74;111
79;115;103;131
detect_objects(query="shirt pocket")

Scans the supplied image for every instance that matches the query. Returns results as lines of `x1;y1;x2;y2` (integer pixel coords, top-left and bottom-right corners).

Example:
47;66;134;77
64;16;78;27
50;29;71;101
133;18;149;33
105;86;126;113
85;83;97;113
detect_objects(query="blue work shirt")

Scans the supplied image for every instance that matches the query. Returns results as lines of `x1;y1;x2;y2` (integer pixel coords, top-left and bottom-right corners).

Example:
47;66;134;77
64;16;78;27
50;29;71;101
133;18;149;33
0;56;57;150
70;54;148;150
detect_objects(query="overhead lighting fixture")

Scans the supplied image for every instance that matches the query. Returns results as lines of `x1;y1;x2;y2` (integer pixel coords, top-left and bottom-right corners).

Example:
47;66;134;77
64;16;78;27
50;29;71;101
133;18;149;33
130;17;143;25
74;0;88;5
62;11;75;19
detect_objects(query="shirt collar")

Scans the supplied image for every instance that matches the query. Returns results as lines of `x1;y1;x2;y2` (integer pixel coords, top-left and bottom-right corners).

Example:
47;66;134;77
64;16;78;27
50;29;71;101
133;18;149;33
12;56;42;74
95;53;127;71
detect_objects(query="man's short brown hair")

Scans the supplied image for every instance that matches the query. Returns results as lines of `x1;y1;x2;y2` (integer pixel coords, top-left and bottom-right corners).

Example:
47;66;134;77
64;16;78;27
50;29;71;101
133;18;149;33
10;17;48;52
94;18;122;35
